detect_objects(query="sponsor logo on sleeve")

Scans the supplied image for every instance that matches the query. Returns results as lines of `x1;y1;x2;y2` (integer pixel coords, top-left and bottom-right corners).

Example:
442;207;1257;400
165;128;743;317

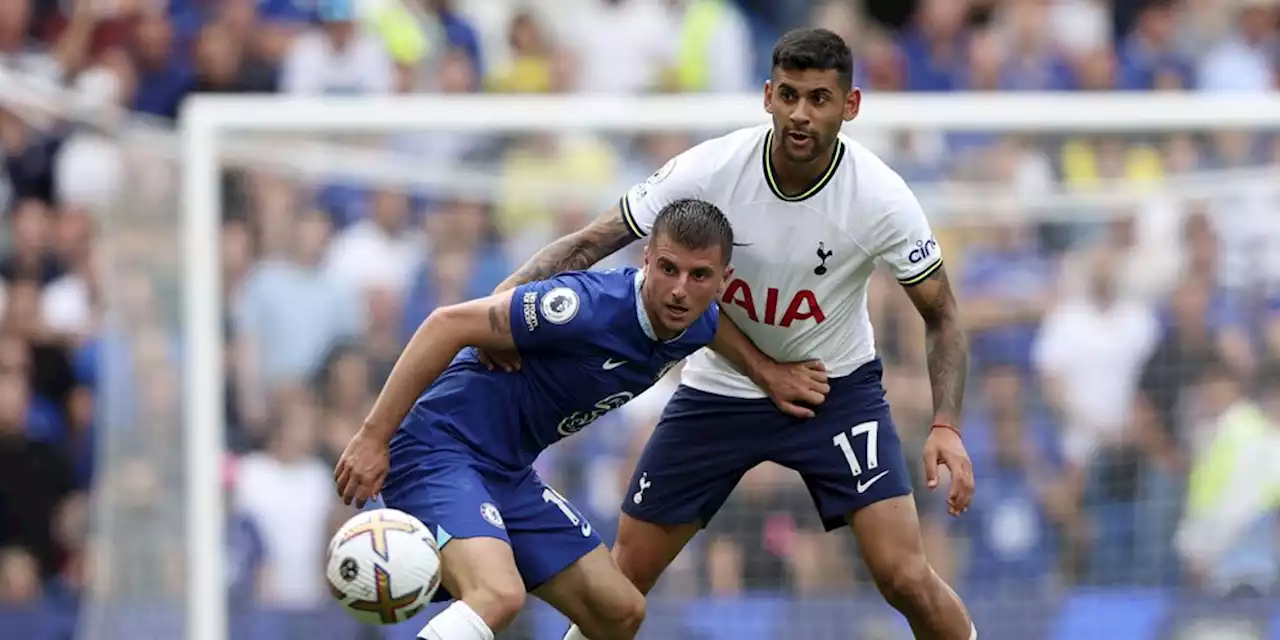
522;291;539;331
908;238;939;264
540;287;580;324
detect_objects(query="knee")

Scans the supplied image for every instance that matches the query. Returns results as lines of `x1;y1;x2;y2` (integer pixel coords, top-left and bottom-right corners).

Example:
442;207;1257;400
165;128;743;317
871;555;936;610
461;579;526;630
608;589;646;634
587;588;646;638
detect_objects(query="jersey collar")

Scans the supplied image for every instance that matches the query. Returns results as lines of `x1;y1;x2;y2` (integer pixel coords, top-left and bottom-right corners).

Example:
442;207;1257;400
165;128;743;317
762;128;845;202
634;269;686;343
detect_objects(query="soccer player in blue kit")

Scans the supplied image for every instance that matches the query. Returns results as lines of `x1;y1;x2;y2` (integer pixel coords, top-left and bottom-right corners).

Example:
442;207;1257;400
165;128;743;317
333;199;830;640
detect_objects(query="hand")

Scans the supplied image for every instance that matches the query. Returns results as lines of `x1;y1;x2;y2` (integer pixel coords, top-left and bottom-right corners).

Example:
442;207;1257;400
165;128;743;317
757;359;829;419
923;426;975;517
476;347;522;373
334;428;390;508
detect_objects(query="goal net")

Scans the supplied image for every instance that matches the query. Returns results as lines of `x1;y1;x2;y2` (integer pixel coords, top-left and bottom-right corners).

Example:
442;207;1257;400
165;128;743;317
5;79;1280;640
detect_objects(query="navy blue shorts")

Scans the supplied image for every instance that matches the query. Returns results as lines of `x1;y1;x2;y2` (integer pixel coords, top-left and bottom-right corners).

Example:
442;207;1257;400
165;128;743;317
381;428;603;601
622;359;912;531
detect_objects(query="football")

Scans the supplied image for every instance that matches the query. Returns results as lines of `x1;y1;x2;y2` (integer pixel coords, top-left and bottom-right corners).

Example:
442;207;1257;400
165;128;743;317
326;508;442;625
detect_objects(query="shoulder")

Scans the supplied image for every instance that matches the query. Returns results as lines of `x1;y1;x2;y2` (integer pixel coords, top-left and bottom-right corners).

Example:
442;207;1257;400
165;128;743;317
664;125;768;181
522;268;637;325
840;136;920;220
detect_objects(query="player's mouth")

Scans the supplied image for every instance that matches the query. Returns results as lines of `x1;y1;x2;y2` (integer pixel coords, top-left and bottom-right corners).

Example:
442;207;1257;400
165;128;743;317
664;303;690;320
786;130;814;149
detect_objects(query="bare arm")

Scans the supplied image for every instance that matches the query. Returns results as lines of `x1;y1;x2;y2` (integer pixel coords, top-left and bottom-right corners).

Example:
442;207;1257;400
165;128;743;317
902;267;969;427
708;312;770;384
361;290;519;440
496;205;638;292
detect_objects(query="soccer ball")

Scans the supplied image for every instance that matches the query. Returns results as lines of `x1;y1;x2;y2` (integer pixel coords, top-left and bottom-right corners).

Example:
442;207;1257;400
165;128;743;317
326;508;442;625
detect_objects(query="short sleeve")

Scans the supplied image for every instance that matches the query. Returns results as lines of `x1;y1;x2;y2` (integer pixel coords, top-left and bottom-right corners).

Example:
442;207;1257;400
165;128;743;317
508;275;595;351
619;148;706;239
866;181;943;286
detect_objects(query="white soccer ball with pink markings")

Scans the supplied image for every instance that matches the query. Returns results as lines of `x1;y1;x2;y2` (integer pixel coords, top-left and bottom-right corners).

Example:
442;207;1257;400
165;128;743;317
326;508;442;625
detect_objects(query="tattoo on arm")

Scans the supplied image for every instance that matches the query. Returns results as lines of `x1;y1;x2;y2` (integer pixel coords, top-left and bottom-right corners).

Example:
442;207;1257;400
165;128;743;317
487;302;511;336
505;210;635;287
908;267;969;424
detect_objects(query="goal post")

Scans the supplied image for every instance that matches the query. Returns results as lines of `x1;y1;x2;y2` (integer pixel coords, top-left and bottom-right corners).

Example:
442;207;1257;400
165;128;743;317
167;91;1278;640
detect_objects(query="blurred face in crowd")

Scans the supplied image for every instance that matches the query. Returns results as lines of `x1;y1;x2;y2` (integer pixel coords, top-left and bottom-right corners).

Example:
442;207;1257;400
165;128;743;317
370;190;409;234
10;200;50;258
133;12;174;70
919;0;965;38
274;397;319;462
982;365;1022;419
1197;369;1240;418
197;23;244;85
431;199;487;249
437;49;476;93
293;210;333;266
0;548;40;604
0;0;29;47
1138;5;1176;48
3;282;41;339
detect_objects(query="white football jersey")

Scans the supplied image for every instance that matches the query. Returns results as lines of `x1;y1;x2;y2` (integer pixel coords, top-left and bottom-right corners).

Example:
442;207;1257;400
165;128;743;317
621;125;941;398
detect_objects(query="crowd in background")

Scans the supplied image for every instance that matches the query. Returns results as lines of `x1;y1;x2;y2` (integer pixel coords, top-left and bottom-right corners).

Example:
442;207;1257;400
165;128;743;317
1;0;1280;635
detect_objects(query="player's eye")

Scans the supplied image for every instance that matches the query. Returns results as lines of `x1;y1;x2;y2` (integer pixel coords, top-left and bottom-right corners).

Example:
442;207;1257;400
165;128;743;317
811;93;829;105
661;263;677;276
690;270;710;281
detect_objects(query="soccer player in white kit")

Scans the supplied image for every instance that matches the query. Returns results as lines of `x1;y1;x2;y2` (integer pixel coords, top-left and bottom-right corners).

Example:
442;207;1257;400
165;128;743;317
484;29;977;639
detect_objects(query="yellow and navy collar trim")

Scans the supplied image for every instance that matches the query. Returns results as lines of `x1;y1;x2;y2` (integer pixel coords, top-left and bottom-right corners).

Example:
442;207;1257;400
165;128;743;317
762;129;845;202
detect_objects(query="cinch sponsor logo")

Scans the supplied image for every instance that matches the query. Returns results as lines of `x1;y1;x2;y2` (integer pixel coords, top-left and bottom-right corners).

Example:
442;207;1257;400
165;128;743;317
908;238;938;264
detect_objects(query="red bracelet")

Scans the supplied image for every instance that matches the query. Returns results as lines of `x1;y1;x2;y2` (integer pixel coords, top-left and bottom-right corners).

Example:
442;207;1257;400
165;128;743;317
932;424;962;439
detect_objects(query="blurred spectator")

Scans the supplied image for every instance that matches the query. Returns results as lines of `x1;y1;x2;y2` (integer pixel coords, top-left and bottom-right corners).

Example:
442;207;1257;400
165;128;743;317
235;391;334;609
664;0;755;93
280;7;394;95
1175;358;1280;597
193;21;276;94
994;0;1076;91
223;456;266;610
0;367;71;579
703;463;834;595
562;0;675;93
898;0;969;91
488;9;557;94
401;198;506;341
1118;0;1196;90
951;363;1081;594
323;188;421;296
129;11;194;120
0;547;42;604
1196;0;1279;93
1034;247;1159;469
234;208;364;428
1;199;64;286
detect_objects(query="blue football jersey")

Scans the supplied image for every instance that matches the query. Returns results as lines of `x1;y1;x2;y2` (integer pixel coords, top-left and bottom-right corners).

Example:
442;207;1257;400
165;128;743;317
401;268;719;469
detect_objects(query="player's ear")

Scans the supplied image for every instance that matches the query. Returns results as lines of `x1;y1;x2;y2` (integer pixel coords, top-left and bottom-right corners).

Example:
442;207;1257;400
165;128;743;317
844;87;861;122
763;79;773;114
642;243;651;269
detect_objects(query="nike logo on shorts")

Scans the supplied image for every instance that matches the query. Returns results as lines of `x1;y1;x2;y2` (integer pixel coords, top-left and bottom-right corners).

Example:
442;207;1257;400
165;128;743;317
856;470;891;494
602;358;627;371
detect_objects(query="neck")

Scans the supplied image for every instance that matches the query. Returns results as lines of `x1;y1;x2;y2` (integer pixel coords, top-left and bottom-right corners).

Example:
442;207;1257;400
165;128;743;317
769;136;834;193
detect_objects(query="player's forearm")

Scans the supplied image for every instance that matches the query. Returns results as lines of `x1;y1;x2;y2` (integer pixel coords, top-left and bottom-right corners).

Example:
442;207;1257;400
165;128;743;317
709;314;771;384
924;318;968;427
496;208;635;291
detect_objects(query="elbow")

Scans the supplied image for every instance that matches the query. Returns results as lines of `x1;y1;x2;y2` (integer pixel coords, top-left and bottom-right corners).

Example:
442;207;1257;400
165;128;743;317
420;305;469;346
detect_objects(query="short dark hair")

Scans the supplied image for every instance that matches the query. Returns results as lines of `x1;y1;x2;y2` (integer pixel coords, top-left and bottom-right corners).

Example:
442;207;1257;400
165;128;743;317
651;199;734;265
771;28;854;91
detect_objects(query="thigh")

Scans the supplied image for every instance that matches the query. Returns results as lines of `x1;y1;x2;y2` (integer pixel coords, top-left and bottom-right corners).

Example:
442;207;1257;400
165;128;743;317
849;495;929;583
620;385;771;527
532;545;641;632
769;364;914;531
612;513;702;594
381;433;513;601
498;471;606;593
